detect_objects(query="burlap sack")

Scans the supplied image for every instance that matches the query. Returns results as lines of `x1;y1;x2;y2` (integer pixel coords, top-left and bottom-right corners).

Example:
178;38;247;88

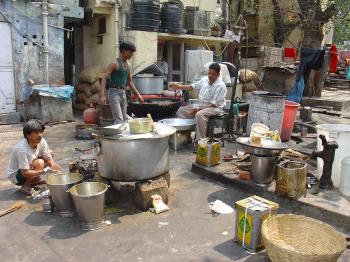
91;81;101;94
76;82;93;97
79;66;104;84
76;93;89;103
74;103;87;111
239;69;259;83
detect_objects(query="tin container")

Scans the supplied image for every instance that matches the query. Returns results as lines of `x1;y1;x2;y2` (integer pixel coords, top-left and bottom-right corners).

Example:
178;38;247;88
42;196;54;213
276;161;307;199
196;138;221;167
235;195;279;252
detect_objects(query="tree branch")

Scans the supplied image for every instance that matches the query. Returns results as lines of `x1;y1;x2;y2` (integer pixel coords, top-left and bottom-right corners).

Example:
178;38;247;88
320;3;337;22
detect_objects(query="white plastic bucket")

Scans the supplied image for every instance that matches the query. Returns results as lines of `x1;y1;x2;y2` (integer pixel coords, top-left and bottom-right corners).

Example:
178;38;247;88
340;156;350;196
316;124;350;188
250;123;269;141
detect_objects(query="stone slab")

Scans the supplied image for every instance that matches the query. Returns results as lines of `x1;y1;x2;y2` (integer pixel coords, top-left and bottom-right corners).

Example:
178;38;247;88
302;90;350;111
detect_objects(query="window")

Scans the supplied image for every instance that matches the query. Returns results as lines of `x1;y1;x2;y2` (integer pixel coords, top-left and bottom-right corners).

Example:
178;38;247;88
98;17;106;35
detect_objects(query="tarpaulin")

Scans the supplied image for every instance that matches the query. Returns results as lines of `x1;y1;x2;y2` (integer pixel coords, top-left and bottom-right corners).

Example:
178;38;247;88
21;85;75;102
287;78;305;103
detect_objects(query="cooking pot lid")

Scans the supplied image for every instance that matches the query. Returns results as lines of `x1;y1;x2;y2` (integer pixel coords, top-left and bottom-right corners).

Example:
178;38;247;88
133;63;164;77
101;123;176;141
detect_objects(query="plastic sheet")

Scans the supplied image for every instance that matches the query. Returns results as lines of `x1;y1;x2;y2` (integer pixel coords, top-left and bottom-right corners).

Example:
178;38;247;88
22;85;74;102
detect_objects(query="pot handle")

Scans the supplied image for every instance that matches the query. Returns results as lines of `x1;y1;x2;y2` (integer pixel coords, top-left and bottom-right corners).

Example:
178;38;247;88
347;237;350;249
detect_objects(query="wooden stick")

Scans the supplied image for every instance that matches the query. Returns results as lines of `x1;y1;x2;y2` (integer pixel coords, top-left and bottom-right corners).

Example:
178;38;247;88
0;201;25;218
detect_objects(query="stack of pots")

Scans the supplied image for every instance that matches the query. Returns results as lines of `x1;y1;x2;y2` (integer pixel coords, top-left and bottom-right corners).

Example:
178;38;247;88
46;173;109;230
249;123;277;187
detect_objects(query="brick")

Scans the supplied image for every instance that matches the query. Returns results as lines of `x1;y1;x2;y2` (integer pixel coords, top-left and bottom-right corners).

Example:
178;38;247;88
134;177;169;211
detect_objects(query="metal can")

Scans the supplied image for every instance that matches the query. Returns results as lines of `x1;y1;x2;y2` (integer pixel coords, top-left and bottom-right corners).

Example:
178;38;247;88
42;196;54;213
300;126;308;136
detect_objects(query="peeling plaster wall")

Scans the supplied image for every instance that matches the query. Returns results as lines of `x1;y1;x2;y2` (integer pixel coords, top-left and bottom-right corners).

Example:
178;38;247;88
0;1;82;107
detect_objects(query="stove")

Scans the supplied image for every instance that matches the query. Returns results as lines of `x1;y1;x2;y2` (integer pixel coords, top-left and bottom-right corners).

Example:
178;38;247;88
128;93;183;121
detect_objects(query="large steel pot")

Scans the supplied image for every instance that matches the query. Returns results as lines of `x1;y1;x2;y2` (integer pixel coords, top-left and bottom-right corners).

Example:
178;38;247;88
97;136;169;181
133;74;164;94
70;182;109;230
46;173;84;217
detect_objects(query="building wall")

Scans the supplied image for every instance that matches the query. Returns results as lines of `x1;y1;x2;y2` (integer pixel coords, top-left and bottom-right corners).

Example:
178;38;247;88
124;31;158;74
0;0;82;106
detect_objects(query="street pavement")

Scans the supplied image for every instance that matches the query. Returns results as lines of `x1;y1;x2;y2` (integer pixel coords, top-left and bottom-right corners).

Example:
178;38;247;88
0;122;348;261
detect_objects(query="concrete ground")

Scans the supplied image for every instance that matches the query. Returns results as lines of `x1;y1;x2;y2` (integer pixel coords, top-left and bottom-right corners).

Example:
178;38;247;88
0;122;349;261
0;122;268;262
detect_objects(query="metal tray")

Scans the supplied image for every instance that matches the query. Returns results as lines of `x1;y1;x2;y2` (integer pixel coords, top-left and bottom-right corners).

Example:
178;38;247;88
159;118;196;131
236;137;288;155
90;123;127;137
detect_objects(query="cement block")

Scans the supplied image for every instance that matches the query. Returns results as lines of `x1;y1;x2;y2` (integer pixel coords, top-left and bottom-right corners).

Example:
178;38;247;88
134;177;169;211
0;112;21;124
24;95;73;123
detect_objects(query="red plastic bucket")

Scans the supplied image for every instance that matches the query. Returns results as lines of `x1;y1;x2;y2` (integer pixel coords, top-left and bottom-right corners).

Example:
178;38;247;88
281;101;300;142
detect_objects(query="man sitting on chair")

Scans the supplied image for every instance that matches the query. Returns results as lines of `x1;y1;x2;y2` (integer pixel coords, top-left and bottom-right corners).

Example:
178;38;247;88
170;63;227;139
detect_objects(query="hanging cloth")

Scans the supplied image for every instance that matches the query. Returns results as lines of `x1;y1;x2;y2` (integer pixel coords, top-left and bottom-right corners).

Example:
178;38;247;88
284;48;297;61
329;45;339;73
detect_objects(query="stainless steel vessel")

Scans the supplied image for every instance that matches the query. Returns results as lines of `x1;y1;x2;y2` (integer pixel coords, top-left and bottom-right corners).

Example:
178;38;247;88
159;118;196;131
70;182;109;230
236;137;288;155
46;173;84;217
251;155;276;186
98;136;170;181
133;74;164;94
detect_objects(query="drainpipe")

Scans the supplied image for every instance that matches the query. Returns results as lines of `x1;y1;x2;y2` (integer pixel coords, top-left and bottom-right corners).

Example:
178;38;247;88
222;0;229;30
42;0;49;84
114;2;120;59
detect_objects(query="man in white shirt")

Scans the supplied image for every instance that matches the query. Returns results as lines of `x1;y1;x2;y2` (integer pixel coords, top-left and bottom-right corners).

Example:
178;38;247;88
7;119;62;195
170;63;227;139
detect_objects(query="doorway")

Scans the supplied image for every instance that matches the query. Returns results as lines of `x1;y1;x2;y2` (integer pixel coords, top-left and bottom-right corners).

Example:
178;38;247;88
0;22;16;113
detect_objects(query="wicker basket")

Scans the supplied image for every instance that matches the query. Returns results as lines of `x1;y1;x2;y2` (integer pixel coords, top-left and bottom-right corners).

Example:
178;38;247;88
261;214;347;262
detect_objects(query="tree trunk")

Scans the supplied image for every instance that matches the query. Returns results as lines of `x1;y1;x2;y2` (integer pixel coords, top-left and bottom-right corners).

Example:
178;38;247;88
315;52;330;97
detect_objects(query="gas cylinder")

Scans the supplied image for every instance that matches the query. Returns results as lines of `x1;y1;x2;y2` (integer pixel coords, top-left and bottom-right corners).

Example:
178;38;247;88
83;103;98;124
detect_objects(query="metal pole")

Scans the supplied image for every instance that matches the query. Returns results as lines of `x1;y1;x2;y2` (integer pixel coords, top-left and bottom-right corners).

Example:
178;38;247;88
42;0;49;84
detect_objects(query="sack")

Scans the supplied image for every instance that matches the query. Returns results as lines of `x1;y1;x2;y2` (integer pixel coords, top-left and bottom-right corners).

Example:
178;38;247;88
89;93;100;104
75;92;89;103
91;81;101;94
76;82;93;97
74;103;87;111
79;66;104;84
239;69;259;83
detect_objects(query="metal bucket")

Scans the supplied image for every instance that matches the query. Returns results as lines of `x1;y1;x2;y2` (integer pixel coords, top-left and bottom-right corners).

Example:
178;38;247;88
46;173;83;217
276;161;307;199
69;182;109;231
251;155;276;186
